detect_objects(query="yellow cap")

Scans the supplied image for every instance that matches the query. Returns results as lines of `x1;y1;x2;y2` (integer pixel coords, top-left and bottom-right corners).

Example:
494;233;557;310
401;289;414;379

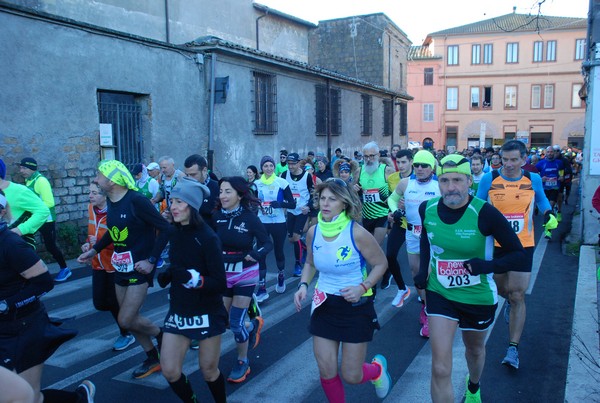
437;154;471;177
413;150;436;167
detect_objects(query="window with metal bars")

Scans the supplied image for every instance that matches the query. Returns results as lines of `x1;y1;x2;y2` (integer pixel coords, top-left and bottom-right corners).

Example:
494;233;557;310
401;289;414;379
361;94;372;135
315;85;341;135
97;91;145;170
382;99;393;136
252;71;277;134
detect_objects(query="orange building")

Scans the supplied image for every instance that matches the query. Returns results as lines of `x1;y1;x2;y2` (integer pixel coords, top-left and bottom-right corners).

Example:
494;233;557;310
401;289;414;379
407;11;587;151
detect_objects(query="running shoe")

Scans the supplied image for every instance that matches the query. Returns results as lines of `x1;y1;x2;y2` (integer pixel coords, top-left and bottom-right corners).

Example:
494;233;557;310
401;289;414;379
380;271;393;290
156;258;166;269
391;287;411;308
501;346;519;369
256;283;269;302
76;380;96;403
132;357;161;379
465;375;482;403
55;268;72;282
227;360;250;383
190;339;199;350
419;304;427;325
275;271;286;293
247;317;264;350
371;354;392;399
420;319;430;338
293;262;303;277
113;334;135;351
503;301;511;324
248;293;262;319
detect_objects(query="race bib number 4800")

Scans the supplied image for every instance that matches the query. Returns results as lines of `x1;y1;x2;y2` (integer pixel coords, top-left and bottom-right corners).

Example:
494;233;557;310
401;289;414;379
436;259;481;289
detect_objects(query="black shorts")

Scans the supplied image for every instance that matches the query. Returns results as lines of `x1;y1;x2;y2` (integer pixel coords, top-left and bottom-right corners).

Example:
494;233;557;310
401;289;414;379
114;268;155;287
362;216;388;234
494;246;534;273
425;290;497;331
163;308;228;340
287;212;309;237
310;294;380;343
222;283;255;298
544;189;559;203
0;304;77;373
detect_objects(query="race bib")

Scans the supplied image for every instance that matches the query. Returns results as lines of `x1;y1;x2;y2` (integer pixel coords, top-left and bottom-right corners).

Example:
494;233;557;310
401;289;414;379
310;288;328;315
436;259;481;289
504;213;524;234
412;225;422;236
292;192;301;203
224;261;244;273
166;313;210;330
362;189;381;203
261;201;274;217
546;179;557;187
111;251;134;273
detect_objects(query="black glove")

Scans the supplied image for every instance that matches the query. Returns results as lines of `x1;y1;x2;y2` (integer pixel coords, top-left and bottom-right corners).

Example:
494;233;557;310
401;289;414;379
269;201;281;209
413;271;428;290
463;258;494;276
392;209;406;224
157;271;172;288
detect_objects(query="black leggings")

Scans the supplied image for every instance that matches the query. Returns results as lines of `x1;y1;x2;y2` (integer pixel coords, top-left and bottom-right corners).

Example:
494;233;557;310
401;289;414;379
385;223;407;290
92;270;128;336
39;222;67;268
259;222;287;280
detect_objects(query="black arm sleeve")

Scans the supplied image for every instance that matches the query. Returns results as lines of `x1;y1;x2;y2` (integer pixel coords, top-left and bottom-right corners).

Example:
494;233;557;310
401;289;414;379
199;233;226;294
132;196;171;260
248;215;274;262
416;201;431;286
477;203;526;273
93;230;112;253
5;271;54;310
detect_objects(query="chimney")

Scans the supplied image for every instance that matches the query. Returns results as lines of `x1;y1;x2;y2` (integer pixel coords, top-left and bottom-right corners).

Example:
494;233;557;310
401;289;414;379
513;6;516;14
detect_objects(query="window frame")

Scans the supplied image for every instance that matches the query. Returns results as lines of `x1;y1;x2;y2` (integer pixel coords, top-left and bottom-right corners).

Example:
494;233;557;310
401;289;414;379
483;44;493;64
472;44;481;65
572;83;583;108
361;94;373;135
382;99;393;136
315;85;342;136
423;103;434;122
531;84;541;109
504;85;518;109
546;40;556;62
252;71;278;135
543;84;554;109
470;86;493;109
424;67;434;86
446;87;458;110
506;42;519;64
575;38;586;60
533;41;543;63
447;45;459;66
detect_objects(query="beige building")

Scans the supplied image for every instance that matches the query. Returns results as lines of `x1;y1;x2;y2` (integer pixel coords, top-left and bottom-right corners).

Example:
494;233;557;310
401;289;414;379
408;11;587;151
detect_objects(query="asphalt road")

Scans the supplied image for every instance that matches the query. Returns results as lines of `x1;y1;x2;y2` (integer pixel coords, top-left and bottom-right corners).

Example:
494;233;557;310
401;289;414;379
40;190;580;402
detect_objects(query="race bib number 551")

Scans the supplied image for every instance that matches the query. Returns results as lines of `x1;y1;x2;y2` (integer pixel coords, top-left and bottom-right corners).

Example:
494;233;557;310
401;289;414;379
436;259;481;289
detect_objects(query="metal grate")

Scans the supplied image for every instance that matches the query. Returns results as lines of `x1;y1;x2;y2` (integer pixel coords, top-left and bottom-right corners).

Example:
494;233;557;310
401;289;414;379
97;92;143;169
252;72;277;134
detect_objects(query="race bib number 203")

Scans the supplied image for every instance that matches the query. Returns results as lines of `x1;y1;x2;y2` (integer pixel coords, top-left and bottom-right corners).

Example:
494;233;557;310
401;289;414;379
436;259;481;289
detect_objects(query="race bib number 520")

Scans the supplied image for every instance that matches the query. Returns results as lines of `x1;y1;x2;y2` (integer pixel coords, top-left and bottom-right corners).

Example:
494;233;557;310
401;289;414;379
436;259;481;289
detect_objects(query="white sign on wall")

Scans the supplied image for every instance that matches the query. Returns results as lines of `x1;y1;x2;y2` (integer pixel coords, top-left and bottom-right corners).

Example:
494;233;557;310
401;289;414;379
99;124;113;146
589;67;600;175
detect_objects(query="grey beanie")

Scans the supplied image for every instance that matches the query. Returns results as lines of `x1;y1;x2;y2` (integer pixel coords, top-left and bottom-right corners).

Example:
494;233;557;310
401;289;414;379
260;155;276;169
170;177;210;212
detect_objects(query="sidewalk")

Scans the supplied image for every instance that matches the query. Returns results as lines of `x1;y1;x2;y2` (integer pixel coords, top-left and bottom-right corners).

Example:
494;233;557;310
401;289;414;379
565;205;600;400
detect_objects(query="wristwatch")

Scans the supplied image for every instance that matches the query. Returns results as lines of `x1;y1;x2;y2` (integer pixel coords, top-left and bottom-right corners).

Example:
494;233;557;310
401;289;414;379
297;282;309;291
0;300;8;315
148;256;157;265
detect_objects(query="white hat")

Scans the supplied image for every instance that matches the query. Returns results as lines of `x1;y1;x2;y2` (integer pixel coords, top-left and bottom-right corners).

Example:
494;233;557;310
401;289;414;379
147;162;160;171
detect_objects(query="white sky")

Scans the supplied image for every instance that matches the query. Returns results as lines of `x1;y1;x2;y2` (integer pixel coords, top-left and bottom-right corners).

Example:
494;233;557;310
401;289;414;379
258;0;589;45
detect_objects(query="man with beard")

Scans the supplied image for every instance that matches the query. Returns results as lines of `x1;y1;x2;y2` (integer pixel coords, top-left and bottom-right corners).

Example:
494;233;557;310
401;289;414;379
151;156;185;209
353;142;394;271
387;150;439;338
416;154;525;402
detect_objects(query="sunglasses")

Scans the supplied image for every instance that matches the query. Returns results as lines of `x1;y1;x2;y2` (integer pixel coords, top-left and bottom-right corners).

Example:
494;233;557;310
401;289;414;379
364;154;378;159
413;163;431;169
325;177;348;187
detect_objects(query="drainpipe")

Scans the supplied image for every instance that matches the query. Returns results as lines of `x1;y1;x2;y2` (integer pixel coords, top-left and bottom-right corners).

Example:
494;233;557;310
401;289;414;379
207;53;216;170
256;10;268;50
164;0;170;43
390;95;395;150
326;78;332;161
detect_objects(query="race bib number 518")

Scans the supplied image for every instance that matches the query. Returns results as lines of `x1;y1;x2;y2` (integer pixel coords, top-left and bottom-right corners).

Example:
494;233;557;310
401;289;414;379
436;259;481;289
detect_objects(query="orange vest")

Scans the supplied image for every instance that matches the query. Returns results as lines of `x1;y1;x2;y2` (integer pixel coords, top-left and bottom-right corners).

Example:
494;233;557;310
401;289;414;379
487;171;535;247
87;204;114;271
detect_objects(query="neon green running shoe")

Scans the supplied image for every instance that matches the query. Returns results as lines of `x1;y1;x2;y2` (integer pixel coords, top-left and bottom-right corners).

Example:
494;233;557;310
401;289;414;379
465;375;482;403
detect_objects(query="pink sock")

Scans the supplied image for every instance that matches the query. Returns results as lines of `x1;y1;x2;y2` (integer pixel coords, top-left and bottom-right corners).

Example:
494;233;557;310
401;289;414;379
360;362;382;383
320;374;345;403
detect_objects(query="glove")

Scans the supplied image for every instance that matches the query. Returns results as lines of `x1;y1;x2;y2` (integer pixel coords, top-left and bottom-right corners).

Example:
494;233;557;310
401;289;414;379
172;269;203;289
269;201;281;209
157;271;172;288
544;212;558;230
463;258;494;276
413;271;428;290
392;209;406;224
